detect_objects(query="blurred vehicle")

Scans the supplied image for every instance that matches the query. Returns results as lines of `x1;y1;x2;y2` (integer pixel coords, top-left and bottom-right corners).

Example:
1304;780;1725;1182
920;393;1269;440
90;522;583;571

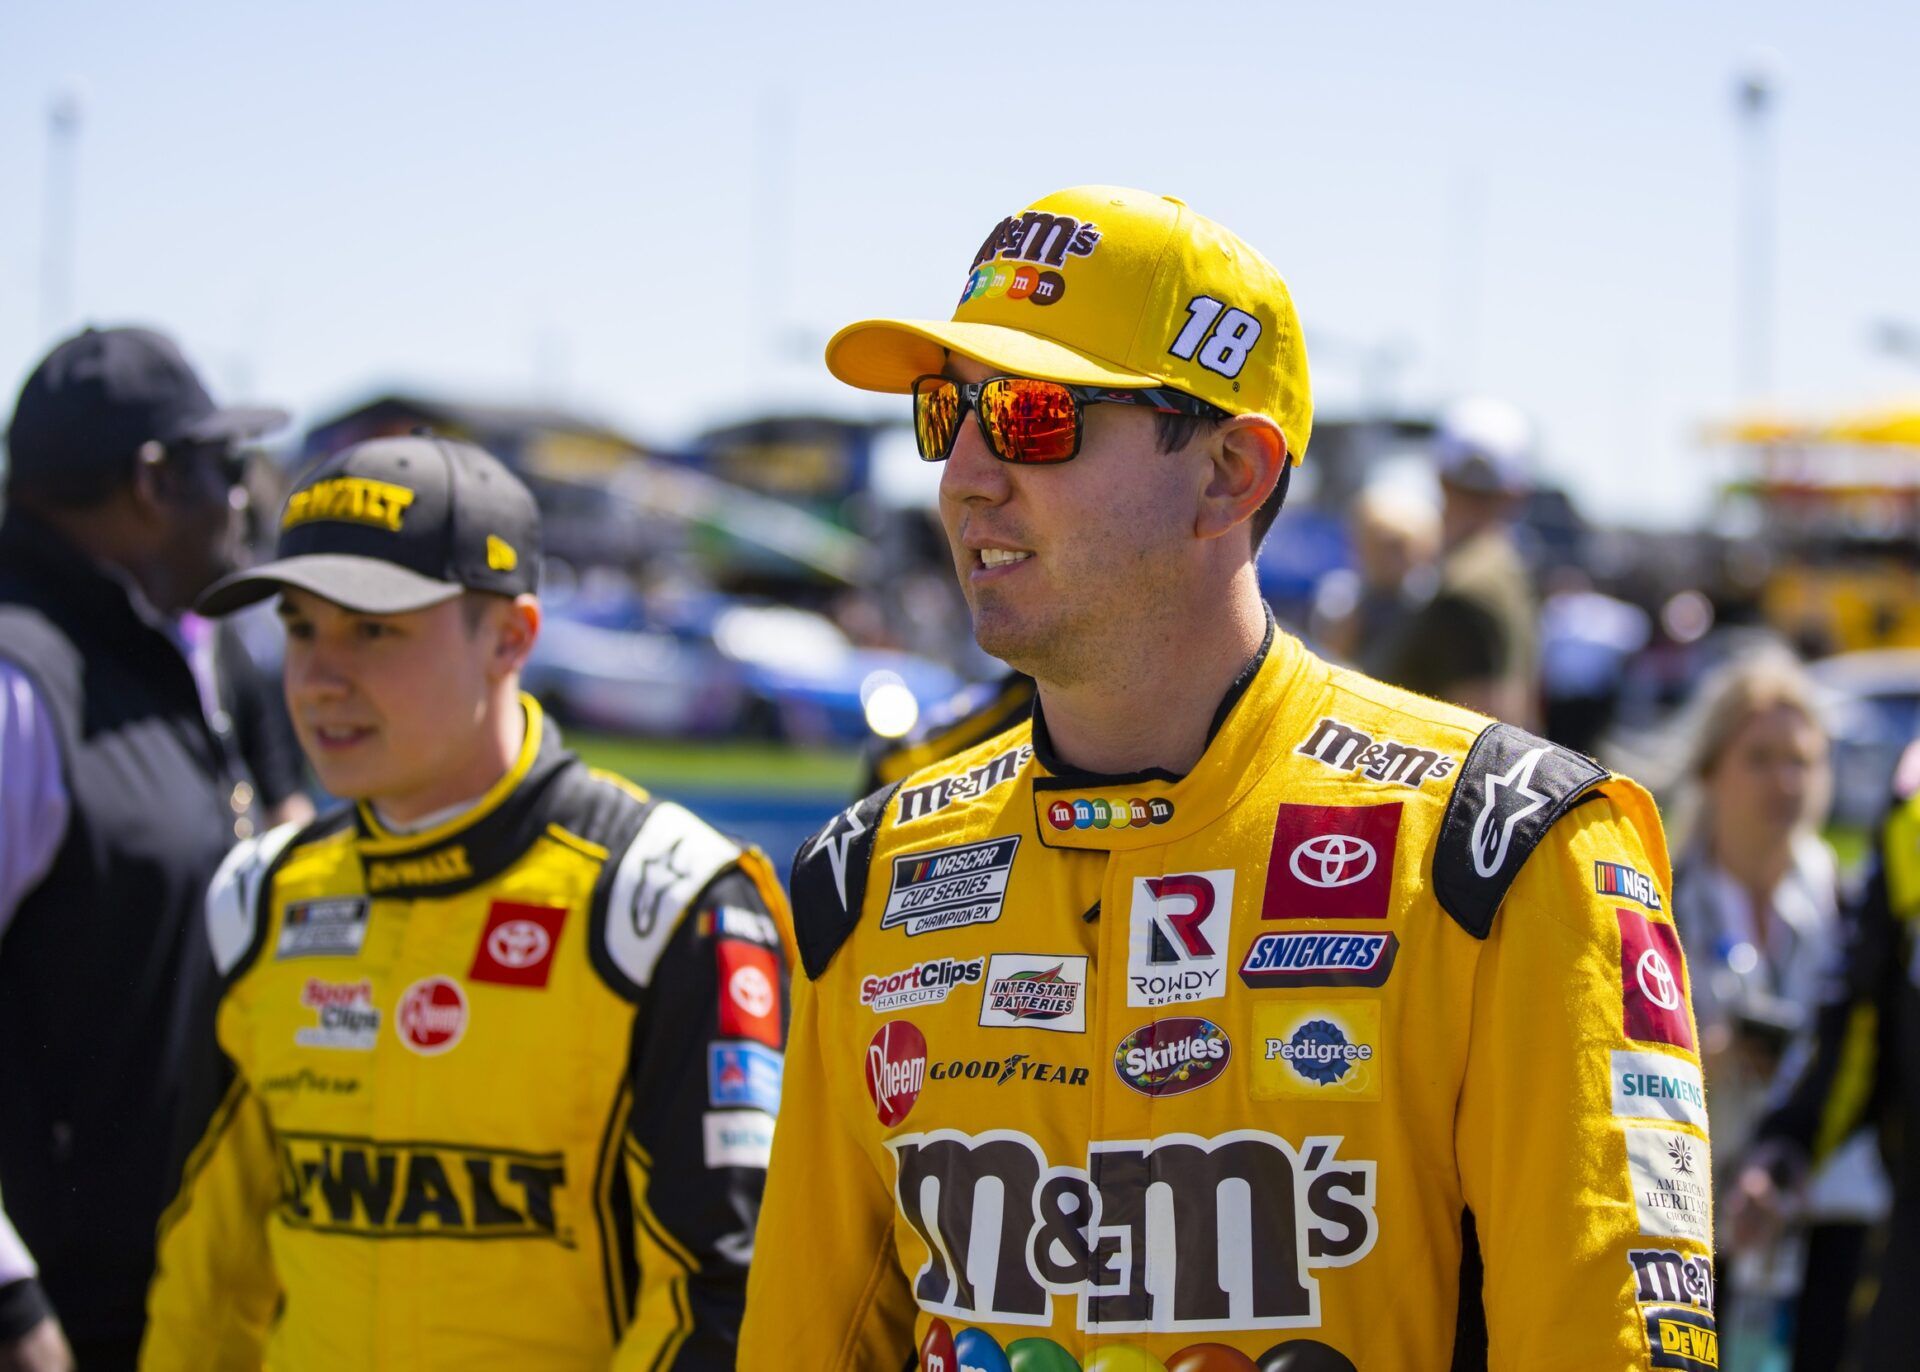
1709;404;1920;654
525;589;965;746
1808;649;1920;829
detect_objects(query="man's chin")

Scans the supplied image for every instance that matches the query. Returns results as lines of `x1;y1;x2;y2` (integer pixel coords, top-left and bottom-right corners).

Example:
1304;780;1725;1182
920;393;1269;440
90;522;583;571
971;614;1048;677
304;757;386;805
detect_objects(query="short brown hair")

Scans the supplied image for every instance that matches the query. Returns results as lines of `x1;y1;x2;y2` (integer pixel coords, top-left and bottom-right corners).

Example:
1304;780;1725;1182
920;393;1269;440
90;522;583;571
1152;409;1291;547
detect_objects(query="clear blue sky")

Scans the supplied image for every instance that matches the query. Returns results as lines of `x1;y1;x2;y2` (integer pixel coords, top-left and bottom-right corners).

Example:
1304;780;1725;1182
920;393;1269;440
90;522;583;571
4;0;1918;526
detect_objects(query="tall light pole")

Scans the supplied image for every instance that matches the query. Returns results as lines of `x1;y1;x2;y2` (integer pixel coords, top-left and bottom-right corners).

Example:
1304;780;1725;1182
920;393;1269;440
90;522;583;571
753;89;793;390
1735;61;1778;399
40;85;85;344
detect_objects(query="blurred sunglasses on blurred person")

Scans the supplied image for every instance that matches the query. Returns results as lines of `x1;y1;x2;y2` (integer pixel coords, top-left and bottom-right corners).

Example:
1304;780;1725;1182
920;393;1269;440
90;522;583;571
138;435;254;508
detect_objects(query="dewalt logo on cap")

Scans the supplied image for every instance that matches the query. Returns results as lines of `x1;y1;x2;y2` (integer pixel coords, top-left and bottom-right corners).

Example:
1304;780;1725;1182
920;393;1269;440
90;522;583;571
486;536;518;572
283;477;417;534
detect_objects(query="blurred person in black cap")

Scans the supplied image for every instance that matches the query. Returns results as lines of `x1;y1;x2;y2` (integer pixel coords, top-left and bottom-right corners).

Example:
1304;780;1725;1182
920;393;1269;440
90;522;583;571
1375;397;1541;728
0;326;287;1370
141;435;788;1368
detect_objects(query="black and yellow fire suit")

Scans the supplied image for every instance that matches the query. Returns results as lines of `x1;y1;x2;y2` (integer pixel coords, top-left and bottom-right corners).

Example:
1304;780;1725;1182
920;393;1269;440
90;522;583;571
1753;752;1920;1368
745;625;1715;1370
142;699;790;1370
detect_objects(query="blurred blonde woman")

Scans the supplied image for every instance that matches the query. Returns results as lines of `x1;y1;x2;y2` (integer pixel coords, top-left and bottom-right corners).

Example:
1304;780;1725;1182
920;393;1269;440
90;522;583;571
1670;650;1888;1369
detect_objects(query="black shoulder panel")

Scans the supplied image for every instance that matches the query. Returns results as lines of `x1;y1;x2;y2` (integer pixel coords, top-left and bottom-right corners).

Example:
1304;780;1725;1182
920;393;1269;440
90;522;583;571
1434;722;1609;940
790;781;900;981
550;757;659;852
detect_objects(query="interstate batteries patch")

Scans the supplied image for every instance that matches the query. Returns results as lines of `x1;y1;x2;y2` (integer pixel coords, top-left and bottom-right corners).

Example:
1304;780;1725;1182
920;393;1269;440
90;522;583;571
880;837;1019;937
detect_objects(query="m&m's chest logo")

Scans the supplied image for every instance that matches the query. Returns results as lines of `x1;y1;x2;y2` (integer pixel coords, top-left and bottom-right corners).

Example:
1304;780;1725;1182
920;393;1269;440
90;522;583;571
1045;796;1173;832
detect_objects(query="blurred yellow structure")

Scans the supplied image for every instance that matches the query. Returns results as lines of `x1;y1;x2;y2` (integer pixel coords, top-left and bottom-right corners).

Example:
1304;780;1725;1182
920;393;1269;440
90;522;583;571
1710;403;1920;652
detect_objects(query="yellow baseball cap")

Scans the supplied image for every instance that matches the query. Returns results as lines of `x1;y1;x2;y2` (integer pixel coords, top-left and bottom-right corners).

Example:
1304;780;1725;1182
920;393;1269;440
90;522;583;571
826;185;1311;464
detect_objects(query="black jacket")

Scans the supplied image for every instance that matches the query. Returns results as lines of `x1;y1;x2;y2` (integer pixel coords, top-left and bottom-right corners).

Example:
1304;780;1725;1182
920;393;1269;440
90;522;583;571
0;511;257;1359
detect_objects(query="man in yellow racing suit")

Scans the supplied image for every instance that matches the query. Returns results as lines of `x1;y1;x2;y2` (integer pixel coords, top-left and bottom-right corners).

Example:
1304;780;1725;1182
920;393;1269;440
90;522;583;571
142;436;790;1369
742;187;1713;1370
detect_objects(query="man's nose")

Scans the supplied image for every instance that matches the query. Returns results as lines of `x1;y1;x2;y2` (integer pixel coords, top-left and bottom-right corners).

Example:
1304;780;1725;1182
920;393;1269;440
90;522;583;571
288;644;350;703
938;414;1013;507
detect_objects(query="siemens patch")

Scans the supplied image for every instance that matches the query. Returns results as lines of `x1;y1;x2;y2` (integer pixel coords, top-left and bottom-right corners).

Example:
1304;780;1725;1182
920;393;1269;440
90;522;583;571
881;837;1020;937
1611;1051;1708;1130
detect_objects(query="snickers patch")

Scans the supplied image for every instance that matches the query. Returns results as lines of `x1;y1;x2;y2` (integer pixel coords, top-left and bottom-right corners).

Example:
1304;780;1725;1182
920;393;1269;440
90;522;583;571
1240;931;1399;989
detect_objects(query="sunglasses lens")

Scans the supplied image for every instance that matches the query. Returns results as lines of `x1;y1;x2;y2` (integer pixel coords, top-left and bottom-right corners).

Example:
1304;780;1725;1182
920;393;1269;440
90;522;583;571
913;379;962;462
979;377;1078;463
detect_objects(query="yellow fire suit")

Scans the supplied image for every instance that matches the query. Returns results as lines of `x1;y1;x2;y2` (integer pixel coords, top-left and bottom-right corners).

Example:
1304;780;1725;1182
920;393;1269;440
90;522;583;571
744;625;1715;1370
142;700;791;1370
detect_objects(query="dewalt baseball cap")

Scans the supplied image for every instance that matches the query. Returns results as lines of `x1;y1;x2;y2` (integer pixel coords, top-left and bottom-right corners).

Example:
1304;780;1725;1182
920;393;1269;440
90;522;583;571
197;434;540;617
826;185;1312;464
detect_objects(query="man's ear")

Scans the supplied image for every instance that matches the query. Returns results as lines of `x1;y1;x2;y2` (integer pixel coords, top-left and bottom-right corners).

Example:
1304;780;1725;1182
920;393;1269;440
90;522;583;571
127;440;171;518
1195;416;1286;542
490;595;542;680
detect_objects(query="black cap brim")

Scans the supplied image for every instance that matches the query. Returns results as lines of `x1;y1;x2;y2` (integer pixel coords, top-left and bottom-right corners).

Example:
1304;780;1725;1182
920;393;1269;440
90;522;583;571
173;404;290;445
196;554;465;617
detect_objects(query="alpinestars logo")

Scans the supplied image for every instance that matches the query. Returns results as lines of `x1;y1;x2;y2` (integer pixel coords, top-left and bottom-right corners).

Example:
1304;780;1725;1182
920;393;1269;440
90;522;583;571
630;838;696;937
809;806;869;912
1470;746;1551;878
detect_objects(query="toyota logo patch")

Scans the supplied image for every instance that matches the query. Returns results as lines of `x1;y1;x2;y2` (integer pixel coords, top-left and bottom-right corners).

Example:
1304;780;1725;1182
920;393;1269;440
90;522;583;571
487;919;551;969
1288;834;1377;889
1263;803;1401;920
1635;948;1681;1011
